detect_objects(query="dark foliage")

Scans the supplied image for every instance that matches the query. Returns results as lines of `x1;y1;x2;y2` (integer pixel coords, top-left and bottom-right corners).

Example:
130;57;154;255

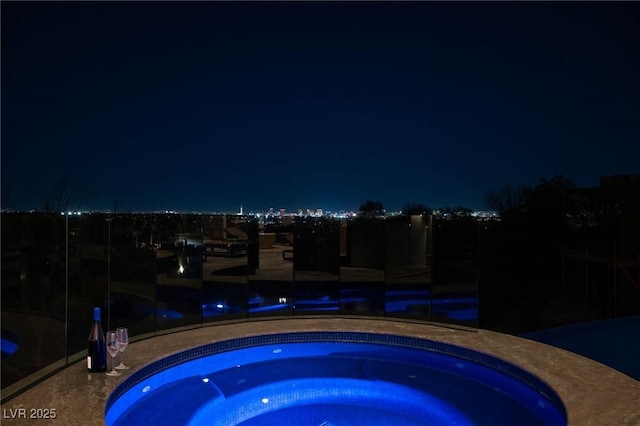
358;200;385;217
400;202;432;216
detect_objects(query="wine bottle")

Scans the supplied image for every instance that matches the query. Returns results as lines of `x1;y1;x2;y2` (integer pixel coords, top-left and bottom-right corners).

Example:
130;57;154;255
87;306;107;372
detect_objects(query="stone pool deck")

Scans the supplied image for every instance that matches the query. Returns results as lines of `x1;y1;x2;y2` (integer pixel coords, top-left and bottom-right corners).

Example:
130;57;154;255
2;317;639;425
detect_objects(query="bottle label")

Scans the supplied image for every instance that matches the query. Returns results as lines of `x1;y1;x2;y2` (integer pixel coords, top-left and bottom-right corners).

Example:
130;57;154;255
87;356;92;369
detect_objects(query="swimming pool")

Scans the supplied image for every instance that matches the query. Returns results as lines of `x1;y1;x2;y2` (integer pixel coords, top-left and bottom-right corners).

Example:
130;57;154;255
523;316;640;381
106;332;566;426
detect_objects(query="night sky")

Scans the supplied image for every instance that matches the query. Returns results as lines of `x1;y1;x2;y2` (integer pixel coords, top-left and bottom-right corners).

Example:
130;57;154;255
2;2;639;213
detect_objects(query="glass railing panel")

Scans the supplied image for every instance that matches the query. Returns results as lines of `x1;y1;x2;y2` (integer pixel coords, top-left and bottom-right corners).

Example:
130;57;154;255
67;213;109;357
432;218;479;329
293;217;340;314
385;215;432;319
108;214;156;336
1;210;485;399
248;216;293;317
1;213;67;389
340;218;385;315
202;215;248;321
154;214;203;331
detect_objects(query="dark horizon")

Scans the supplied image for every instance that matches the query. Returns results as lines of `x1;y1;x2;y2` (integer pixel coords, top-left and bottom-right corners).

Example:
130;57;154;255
2;2;639;213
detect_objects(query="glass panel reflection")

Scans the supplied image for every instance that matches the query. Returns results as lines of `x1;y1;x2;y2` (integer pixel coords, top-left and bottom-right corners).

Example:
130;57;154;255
385;215;432;319
432;218;479;328
109;214;156;336
1;213;67;389
0;209;485;399
67;214;109;356
248;214;293;316
340;218;385;315
155;214;202;331
202;215;248;321
293;217;340;314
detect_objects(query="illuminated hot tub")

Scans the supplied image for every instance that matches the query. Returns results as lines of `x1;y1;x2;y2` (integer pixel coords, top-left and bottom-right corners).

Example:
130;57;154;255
106;332;566;426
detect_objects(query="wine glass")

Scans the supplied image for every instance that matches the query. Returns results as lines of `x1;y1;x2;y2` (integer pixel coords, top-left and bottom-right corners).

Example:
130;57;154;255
115;327;130;370
105;331;121;376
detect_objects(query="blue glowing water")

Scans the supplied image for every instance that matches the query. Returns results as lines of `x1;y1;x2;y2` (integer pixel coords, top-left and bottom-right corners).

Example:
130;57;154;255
1;329;20;358
106;337;565;426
